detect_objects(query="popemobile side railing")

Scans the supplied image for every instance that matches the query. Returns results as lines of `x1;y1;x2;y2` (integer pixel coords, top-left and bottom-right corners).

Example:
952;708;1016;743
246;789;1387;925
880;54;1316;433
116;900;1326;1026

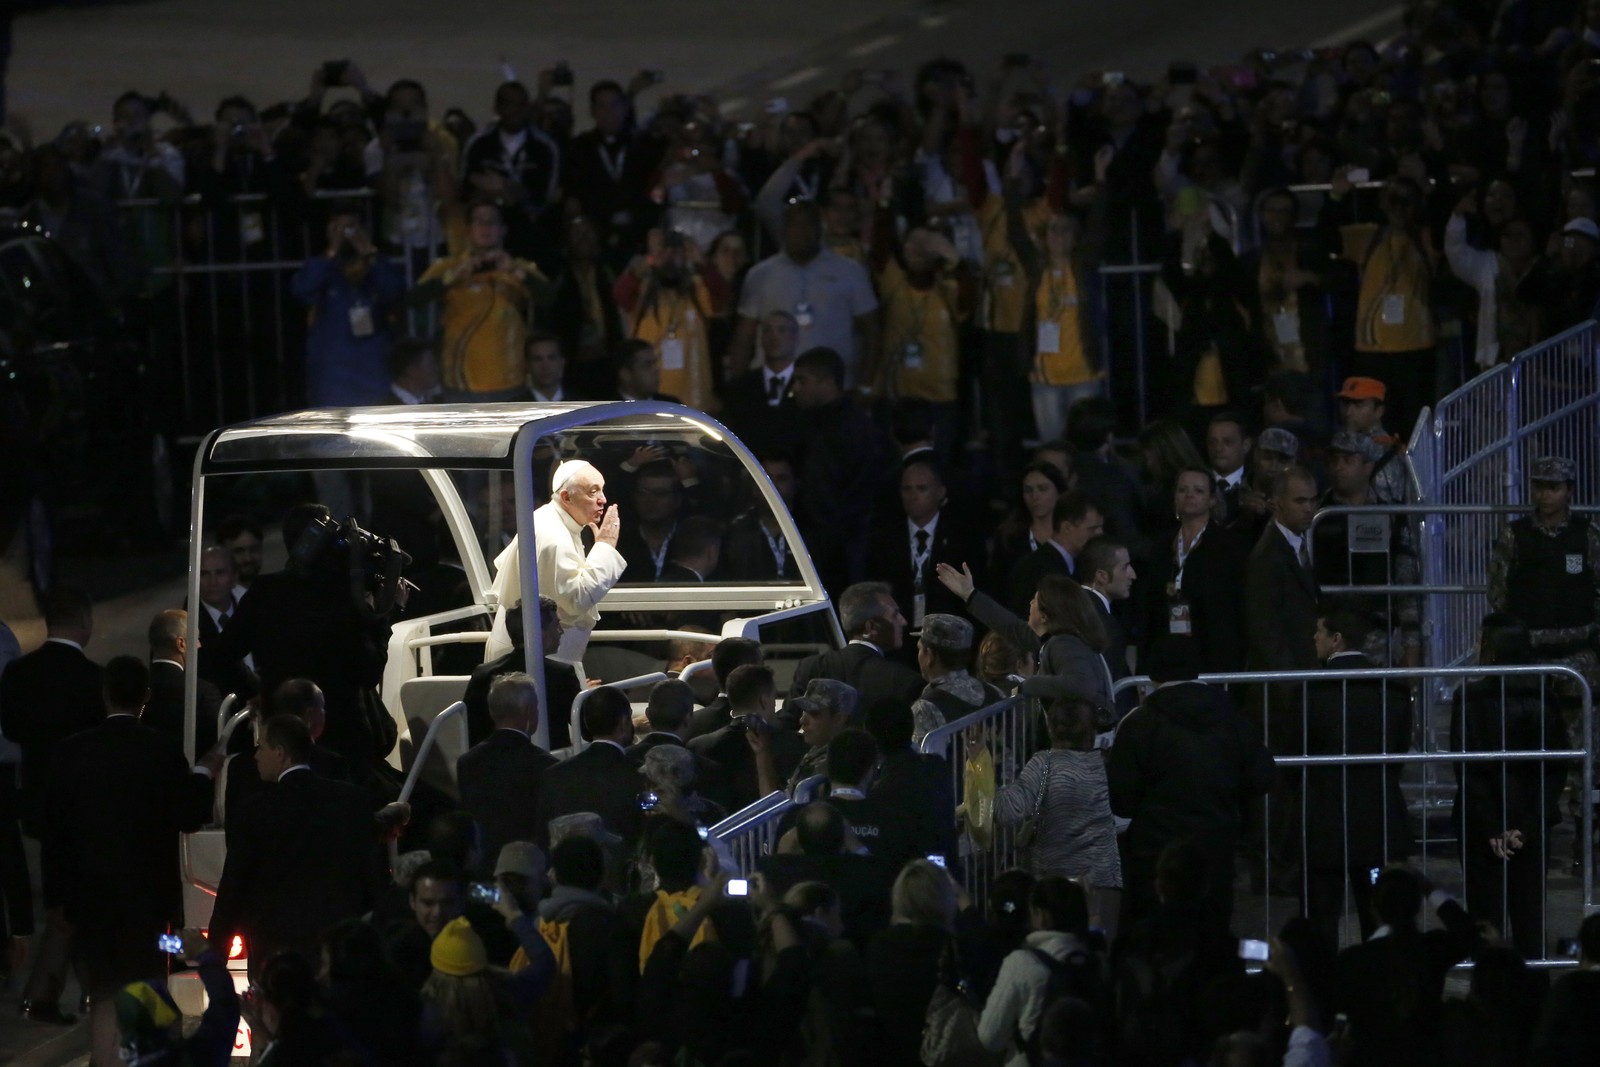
1108;665;1593;964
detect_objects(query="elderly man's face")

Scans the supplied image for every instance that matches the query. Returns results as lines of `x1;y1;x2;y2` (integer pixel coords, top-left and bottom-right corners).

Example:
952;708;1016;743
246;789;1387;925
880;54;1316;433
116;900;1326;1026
560;471;607;526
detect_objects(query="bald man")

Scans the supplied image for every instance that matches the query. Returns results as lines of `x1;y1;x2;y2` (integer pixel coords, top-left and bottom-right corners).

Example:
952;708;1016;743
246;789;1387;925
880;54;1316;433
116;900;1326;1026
490;459;625;662
145;608;223;755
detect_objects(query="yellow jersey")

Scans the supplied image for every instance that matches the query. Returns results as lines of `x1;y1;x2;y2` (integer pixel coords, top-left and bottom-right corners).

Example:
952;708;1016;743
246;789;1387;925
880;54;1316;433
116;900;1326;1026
1341;224;1436;353
419;252;545;394
878;258;964;403
629;278;715;411
1033;266;1098;387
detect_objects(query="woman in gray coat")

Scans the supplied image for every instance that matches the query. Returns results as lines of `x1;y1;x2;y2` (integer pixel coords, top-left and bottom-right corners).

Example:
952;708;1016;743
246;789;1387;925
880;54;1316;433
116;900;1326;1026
935;564;1113;719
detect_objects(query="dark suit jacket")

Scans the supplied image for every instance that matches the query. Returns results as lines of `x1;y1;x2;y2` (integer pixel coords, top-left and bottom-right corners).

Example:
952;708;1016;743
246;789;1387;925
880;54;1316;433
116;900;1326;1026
688;718;807;813
195;606;254;698
223;744;352;837
788;643;924;709
1334;898;1480;1065
211;569;393;764
683;695;732;741
1243;524;1321;671
463;650;576;751
871;749;958;861
1140;522;1249;673
1304;653;1414;868
1005;543;1073;616
720;370;805;457
210;768;385;961
1089;593;1135;715
145;660;222;756
535;741;645;846
866;513;984;626
0;640;104;832
459;729;559;869
43;715;212;929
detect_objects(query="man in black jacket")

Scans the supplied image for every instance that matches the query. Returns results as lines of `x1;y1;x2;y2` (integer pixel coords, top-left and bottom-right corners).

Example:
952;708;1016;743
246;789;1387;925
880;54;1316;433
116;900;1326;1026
1334;867;1480;1066
790;347;890;598
866;458;983;628
211;503;401;768
210;714;385;978
144;609;222;756
1080;535;1138;716
0;587;103;1025
464;598;575;749
863;698;957;862
1108;638;1276;926
535;686;644;846
789;582;922;708
222;679;352;832
1303;601;1413;949
458;673;557;875
682;638;763;741
1005;492;1105;615
43;657;218;1060
690;665;805;812
720;310;805;458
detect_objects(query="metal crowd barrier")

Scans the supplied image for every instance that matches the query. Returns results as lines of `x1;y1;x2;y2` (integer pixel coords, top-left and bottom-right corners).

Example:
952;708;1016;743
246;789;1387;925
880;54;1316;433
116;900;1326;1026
918;693;1039;912
1417;321;1600;665
709;773;829;877
114;188;387;434
1109;665;1593;963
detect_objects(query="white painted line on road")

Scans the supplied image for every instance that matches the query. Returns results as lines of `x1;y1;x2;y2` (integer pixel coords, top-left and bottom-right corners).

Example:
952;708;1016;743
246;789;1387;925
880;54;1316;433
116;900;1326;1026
849;34;900;57
770;67;824;90
1312;5;1403;48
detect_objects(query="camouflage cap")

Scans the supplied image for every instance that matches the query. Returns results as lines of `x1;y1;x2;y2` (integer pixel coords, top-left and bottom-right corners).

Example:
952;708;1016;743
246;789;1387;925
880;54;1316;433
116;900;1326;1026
1530;456;1576;484
785;677;860;719
548;811;622;847
1257;427;1300;457
1327;429;1385;463
919;613;974;651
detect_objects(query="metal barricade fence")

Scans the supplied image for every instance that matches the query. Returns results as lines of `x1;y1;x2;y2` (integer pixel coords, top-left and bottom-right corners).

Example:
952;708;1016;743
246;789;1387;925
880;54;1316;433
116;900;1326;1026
918;694;1041;913
114;188;388;435
710;774;828;876
1108;665;1593;963
1420;322;1600;665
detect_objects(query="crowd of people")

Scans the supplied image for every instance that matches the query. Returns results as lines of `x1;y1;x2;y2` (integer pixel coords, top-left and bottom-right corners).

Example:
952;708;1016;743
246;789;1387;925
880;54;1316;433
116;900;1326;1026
4;0;1600;1064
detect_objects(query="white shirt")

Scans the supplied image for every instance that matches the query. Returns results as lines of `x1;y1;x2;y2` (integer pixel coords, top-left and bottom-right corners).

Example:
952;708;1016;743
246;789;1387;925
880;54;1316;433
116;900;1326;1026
761;365;792;404
391;384;429;405
1086;587;1112;614
277;764;312;781
491;500;626;662
1215;465;1245;490
45;637;84;652
1274;520;1308;562
200;599;234;629
847;638;885;656
906;513;941;543
1047;541;1075;572
232;582;250;604
738;248;878;385
530;384;565;403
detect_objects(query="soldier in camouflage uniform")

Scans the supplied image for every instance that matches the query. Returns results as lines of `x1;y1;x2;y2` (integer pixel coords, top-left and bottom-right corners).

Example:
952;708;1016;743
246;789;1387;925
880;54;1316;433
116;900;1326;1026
1487;455;1600;869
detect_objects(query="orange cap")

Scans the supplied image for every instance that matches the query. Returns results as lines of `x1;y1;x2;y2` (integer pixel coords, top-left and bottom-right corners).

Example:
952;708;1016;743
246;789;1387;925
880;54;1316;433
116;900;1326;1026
1336;376;1386;401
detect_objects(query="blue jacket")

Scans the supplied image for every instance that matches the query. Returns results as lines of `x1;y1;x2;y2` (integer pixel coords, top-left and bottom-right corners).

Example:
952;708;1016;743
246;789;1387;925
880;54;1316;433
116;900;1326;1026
291;254;406;406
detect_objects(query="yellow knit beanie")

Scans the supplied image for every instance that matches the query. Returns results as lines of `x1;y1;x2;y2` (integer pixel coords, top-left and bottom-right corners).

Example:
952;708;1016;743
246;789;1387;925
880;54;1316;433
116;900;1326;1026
430;917;487;977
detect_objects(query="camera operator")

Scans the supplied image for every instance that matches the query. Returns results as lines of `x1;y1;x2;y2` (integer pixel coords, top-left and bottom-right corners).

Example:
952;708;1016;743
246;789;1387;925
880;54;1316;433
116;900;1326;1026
211;503;410;770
